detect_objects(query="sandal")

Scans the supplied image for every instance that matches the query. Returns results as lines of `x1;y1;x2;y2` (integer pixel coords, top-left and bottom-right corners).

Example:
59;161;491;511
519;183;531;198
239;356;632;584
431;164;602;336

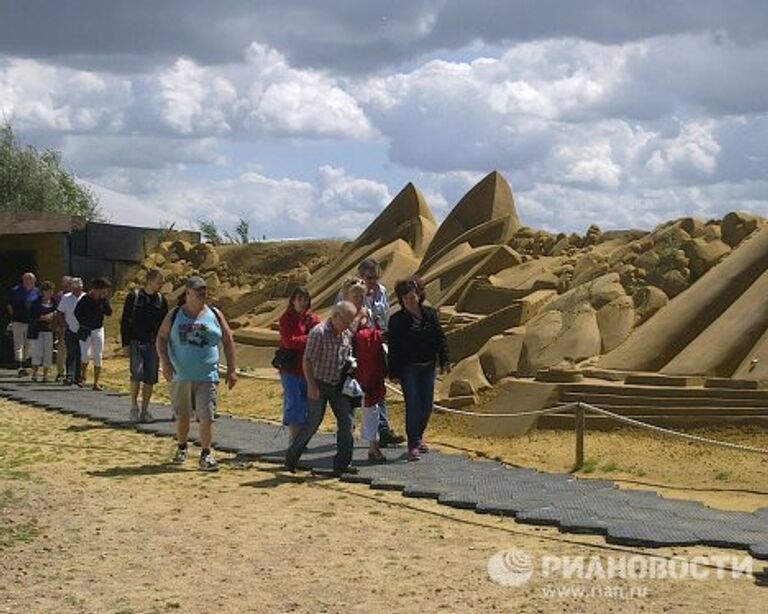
92;384;104;391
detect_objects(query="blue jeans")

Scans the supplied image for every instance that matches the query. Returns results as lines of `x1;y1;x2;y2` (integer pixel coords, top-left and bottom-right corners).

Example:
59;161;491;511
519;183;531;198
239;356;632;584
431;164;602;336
285;380;353;471
280;372;308;426
378;399;391;433
400;363;436;450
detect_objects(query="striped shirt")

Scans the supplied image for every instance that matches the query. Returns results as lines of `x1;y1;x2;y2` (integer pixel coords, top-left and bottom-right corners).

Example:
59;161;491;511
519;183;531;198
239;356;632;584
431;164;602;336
304;319;352;385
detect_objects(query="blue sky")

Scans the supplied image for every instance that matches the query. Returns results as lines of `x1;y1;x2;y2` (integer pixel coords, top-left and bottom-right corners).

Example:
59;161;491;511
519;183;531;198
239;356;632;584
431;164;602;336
1;1;767;238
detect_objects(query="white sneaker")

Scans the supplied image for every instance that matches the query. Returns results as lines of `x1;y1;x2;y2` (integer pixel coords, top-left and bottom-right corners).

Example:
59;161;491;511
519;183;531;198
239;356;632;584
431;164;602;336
172;446;188;464
198;453;219;472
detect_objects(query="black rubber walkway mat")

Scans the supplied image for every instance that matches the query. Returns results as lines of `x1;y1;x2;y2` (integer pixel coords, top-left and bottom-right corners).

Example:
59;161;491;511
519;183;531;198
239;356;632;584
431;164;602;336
1;371;767;559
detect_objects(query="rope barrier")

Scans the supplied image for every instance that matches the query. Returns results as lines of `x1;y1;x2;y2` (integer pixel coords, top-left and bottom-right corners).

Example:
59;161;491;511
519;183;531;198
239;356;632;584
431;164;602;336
383;382;569;418
580;402;768;456
383;383;768;456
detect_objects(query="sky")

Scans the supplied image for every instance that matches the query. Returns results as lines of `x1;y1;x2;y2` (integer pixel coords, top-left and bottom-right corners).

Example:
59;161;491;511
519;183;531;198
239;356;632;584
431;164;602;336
1;1;767;238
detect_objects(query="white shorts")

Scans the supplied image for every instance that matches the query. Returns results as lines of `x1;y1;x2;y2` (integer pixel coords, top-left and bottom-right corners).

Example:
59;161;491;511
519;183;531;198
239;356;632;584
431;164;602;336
32;331;54;367
11;322;29;362
80;327;105;367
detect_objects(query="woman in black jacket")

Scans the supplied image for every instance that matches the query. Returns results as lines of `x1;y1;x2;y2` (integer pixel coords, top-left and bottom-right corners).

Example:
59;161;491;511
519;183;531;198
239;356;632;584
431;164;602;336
74;277;113;390
387;276;450;461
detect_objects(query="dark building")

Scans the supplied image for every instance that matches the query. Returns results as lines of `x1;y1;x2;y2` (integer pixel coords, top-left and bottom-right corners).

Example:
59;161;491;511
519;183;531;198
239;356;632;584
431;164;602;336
1;212;199;360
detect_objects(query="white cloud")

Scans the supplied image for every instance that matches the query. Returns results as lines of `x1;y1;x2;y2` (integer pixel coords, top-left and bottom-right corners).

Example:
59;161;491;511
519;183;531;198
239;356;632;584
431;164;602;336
0;58;130;132
2;28;768;239
87;164;393;239
244;43;374;139
646;121;721;179
316;165;391;213
0;44;375;142
155;58;238;135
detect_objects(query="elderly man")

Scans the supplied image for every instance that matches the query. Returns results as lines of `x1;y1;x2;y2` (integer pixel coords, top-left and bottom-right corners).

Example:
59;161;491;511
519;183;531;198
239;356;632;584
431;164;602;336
357;258;405;447
7;272;40;377
56;278;84;386
285;301;358;476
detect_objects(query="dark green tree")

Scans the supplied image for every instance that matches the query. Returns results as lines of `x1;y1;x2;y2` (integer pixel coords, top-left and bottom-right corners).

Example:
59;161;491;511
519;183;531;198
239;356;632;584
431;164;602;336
198;219;223;245
0;122;103;220
235;218;250;244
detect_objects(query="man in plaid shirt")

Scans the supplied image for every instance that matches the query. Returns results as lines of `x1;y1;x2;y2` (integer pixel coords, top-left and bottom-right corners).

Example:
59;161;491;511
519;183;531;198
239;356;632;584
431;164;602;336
285;301;357;475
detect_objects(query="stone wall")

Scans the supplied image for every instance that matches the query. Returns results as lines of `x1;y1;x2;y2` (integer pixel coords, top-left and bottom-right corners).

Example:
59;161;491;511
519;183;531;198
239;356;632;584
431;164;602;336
69;223;200;286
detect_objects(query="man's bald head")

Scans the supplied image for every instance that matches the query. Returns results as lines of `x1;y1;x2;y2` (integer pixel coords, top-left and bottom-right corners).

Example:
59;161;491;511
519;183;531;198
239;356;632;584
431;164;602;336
21;272;36;290
331;301;357;332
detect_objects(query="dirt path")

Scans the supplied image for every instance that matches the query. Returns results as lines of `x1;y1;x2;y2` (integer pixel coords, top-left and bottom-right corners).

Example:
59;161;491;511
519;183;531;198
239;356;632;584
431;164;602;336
1;398;766;613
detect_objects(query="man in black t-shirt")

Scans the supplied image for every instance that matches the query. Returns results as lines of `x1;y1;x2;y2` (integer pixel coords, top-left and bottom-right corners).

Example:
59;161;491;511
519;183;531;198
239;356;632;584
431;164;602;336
120;269;169;422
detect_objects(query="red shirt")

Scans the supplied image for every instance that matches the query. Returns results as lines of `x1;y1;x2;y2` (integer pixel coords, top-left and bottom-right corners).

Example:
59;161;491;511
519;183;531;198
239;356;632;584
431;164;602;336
354;326;386;407
278;308;320;376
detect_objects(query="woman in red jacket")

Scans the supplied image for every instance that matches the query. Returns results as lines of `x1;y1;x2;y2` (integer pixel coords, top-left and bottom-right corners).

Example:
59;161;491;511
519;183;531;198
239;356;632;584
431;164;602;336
278;287;320;443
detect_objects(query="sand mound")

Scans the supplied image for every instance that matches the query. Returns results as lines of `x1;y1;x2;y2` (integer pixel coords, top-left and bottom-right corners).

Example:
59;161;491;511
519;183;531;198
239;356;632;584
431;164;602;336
130;173;767;413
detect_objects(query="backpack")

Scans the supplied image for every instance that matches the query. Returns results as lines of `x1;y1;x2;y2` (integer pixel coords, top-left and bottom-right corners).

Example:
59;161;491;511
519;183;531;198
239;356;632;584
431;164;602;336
127;288;165;326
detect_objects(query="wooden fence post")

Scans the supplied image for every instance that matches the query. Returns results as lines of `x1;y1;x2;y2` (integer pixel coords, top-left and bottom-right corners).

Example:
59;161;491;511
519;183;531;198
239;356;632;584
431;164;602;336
575;403;585;470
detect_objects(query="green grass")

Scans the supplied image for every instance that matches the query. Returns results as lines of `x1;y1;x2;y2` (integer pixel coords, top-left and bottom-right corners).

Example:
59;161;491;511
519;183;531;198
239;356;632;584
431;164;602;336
0;487;13;509
601;461;619;473
579;458;598;473
714;470;731;481
0;520;41;547
0;469;32;481
0;487;42;548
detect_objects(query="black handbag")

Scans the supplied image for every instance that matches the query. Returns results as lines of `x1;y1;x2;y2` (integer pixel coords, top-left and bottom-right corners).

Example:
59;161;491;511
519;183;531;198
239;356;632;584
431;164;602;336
76;325;91;342
271;348;298;370
26;323;39;341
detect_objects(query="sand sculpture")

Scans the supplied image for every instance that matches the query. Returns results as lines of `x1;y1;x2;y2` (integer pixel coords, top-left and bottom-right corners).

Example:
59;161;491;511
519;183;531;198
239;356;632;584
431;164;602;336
130;172;766;421
600;217;768;379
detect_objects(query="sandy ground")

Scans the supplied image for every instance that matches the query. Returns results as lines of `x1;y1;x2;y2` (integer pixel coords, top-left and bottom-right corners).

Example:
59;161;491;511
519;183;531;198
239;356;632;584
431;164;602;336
1;397;767;613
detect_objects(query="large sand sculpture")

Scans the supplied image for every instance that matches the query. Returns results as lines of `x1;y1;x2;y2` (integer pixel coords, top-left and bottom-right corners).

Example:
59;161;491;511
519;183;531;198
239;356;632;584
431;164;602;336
131;173;767;430
600;214;768;380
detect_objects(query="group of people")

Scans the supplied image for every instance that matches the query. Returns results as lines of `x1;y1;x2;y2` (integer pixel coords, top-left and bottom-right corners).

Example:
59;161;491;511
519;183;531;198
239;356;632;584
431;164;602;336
6;256;450;476
7;269;237;472
7;272;112;389
279;258;451;475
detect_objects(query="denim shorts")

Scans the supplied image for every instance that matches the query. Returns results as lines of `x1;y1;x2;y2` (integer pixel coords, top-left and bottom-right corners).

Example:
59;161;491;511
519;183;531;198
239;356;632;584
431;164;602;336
280;372;308;426
130;340;159;384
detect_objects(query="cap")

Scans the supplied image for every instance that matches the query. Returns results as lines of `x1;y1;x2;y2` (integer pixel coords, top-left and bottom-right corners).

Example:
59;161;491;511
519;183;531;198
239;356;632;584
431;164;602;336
185;275;208;289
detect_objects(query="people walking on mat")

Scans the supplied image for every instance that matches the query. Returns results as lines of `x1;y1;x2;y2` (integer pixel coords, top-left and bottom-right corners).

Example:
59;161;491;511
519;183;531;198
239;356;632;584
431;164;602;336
156;276;237;472
121;268;169;423
285;301;357;476
387;276;451;462
277;287;320;444
74;277;113;390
